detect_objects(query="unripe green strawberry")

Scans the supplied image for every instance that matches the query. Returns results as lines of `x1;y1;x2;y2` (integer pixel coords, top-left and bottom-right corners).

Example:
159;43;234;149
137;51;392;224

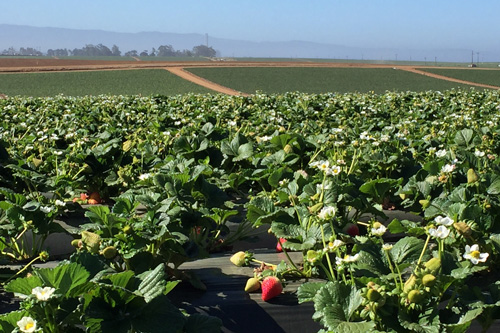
422;274;436;287
32;158;43;168
308;202;323;214
102;246;117;259
71;239;82;248
372;221;383;229
122;225;133;234
366;289;381;301
81;230;101;254
404;274;417;293
408;290;424;304
230;251;247;267
467;168;479;184
283;144;293;154
399;193;408;200
419;199;430;209
453;222;471;237
424;257;441;273
39;251;49;262
244;277;261;292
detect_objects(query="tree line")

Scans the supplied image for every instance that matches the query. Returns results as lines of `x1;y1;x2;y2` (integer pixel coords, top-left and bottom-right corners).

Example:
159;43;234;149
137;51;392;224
1;44;217;58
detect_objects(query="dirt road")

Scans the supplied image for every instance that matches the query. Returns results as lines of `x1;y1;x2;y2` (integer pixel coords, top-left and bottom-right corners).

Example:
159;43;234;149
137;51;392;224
165;67;249;96
396;66;500;90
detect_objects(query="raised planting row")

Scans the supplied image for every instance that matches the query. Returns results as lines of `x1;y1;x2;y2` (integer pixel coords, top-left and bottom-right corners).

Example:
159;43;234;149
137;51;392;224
1;89;500;332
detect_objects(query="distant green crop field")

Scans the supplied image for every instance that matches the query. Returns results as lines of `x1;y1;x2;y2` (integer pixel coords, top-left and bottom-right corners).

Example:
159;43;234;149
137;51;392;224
419;68;500;87
186;67;478;94
0;69;211;97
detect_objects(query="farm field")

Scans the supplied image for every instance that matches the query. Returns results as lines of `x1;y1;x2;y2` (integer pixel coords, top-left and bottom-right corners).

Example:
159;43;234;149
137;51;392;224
0;69;211;96
0;57;498;96
420;67;500;87
3;57;500;332
186;67;478;94
2;90;500;332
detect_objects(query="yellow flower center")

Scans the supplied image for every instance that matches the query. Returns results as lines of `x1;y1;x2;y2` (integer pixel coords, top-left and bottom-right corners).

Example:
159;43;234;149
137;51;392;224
471;250;480;259
24;323;34;330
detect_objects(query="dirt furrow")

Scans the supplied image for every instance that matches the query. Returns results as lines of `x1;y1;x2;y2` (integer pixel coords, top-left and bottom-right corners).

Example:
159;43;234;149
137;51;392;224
165;67;249;96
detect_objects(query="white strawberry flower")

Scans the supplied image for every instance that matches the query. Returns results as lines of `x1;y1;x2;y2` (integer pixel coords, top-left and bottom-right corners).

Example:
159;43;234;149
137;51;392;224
474;150;485;157
428;225;450;239
434;215;454;226
54;199;66;207
17;316;37;333
32;286;56;301
435;149;447;157
463;244;489;264
336;253;360;266
317;160;330;173
318;206;336;220
328;165;342;176
326;239;344;252
371;224;387;236
382;243;393;251
441;164;456;173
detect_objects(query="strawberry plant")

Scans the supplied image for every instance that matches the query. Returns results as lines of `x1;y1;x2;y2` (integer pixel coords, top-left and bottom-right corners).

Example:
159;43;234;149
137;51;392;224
3;89;500;331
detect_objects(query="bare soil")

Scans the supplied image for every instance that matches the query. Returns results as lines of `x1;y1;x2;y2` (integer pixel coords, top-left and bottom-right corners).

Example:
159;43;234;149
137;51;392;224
1;58;499;95
165;67;249;96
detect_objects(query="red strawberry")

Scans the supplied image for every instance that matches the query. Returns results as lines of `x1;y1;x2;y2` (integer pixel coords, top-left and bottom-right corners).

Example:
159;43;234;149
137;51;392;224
276;238;286;252
343;223;359;237
89;192;101;203
80;193;89;201
261;276;283;301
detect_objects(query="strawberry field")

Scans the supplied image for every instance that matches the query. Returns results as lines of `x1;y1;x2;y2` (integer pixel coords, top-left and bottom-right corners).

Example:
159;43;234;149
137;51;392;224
1;89;500;332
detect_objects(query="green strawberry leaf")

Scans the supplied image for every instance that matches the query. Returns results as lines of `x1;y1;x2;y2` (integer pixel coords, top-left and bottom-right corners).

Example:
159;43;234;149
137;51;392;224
297;281;327;303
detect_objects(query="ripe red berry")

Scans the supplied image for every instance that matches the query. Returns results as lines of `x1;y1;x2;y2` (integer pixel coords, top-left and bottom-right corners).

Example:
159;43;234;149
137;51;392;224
343;223;359;237
276;238;286;252
261;276;283;301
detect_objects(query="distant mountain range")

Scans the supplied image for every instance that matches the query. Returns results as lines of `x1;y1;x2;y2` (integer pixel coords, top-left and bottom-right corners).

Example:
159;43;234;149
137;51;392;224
0;24;495;62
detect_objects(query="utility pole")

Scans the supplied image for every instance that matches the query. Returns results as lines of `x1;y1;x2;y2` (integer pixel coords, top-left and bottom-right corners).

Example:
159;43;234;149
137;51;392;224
476;52;479;64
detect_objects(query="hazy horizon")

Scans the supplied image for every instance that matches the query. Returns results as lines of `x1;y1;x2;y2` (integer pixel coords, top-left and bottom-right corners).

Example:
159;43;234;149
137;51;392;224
1;0;500;61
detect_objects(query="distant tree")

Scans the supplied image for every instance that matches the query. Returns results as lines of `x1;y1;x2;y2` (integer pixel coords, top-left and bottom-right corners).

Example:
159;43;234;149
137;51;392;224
149;47;156;56
111;45;121;56
157;45;175;57
57;48;69;57
2;47;17;55
140;50;149;56
192;45;216;58
125;50;138;57
96;44;112;56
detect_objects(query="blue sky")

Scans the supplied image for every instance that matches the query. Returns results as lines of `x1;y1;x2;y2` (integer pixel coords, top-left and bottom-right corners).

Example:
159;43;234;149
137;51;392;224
1;0;499;54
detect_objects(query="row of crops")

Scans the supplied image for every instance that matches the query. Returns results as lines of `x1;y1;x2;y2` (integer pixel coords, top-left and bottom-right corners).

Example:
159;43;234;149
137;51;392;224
1;89;500;332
